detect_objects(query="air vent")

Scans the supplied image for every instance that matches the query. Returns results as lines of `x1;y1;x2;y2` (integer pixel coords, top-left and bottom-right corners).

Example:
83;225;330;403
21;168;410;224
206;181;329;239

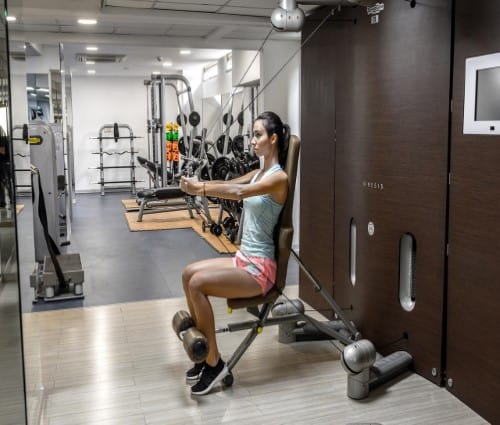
75;53;127;63
10;51;26;61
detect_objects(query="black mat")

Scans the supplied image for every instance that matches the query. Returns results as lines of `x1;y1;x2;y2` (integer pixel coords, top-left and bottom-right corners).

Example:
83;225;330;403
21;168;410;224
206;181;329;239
17;192;298;313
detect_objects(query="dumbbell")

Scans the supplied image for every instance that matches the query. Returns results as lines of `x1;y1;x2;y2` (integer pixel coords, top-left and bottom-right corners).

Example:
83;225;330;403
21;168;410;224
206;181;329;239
172;310;209;363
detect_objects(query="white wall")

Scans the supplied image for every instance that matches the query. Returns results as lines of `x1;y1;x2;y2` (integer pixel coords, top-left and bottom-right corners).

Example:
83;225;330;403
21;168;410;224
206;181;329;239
72;75;180;192
232;50;260;86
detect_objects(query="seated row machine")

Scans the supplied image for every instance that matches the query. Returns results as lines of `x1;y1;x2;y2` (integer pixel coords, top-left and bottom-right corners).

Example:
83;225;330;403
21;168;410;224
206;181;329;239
173;135;413;398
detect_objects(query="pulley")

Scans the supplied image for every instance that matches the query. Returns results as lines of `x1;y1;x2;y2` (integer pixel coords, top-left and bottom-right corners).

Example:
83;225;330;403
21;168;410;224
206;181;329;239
189;111;201;127
176;113;188;126
216;135;233;155
222;113;234;126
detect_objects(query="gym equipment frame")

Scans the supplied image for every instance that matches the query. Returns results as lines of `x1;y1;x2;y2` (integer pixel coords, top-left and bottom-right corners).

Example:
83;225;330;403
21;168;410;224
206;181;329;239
28;122;84;302
213;136;413;398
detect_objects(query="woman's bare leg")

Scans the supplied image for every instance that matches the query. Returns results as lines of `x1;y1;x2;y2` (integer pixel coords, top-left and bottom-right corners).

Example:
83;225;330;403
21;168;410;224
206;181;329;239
188;268;262;366
182;257;233;323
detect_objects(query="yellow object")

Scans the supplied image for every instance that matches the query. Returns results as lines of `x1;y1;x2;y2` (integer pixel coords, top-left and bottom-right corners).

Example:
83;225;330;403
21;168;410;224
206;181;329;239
173;123;179;131
227;308;233;314
28;136;42;145
257;327;263;334
166;122;173;131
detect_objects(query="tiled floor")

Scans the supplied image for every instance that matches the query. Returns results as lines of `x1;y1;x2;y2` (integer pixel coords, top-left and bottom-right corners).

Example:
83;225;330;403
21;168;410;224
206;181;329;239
17;192;488;424
22;287;487;425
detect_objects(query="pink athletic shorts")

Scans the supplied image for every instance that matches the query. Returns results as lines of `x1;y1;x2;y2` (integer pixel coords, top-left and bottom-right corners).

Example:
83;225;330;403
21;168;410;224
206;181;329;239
233;250;277;295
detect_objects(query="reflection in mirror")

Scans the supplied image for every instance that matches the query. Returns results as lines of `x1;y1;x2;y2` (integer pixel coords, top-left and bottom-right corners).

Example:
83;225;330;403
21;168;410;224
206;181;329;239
202;94;222;143
59;43;76;227
50;69;62;123
0;1;28;423
26;73;50;122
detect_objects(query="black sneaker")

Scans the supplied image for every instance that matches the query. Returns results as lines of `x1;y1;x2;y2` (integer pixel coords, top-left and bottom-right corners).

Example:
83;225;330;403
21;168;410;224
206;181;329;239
191;358;228;396
186;362;205;383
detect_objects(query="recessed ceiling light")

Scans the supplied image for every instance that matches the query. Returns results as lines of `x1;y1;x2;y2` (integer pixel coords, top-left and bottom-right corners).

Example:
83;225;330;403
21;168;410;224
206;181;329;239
162;61;173;68
78;18;97;25
6;16;16;22
180;49;191;55
88;69;96;74
86;46;98;51
86;61;95;65
152;71;161;75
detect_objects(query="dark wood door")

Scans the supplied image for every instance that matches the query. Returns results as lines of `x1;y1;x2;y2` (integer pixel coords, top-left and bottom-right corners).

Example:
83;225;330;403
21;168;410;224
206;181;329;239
302;2;451;384
447;1;500;422
299;11;338;314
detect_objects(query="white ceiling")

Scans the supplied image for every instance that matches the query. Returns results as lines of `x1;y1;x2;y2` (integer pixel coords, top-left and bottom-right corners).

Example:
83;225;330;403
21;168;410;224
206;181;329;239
7;0;317;77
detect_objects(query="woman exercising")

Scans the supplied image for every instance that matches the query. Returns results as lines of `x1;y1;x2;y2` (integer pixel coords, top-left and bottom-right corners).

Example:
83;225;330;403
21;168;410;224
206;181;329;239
179;111;290;396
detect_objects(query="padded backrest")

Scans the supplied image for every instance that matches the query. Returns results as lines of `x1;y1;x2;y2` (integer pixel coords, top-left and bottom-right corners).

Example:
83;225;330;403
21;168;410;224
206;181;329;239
274;135;300;291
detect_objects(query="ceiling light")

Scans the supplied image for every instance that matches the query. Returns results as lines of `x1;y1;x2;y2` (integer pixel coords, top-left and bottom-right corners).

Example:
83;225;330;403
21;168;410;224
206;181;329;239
88;70;96;74
78;18;97;25
180;49;191;55
86;61;95;65
6;16;16;22
162;61;173;68
36;88;50;93
86;46;98;51
152;71;161;75
29;93;36;97
26;86;34;91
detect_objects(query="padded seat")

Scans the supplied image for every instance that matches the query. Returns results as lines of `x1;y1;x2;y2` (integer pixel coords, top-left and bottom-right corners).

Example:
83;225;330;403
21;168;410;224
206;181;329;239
227;136;300;310
137;187;185;200
137;155;160;176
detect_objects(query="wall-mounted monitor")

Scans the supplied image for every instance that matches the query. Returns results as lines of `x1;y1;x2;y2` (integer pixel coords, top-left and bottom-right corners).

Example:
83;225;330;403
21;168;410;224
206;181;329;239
464;52;500;135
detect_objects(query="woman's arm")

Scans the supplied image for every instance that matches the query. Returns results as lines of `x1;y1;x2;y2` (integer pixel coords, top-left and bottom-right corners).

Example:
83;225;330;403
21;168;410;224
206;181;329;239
181;170;288;205
203;169;259;185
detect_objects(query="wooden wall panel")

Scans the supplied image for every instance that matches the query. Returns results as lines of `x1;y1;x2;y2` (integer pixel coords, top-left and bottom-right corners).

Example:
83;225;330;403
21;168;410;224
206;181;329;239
299;12;337;314
301;2;451;384
332;2;451;385
447;1;500;422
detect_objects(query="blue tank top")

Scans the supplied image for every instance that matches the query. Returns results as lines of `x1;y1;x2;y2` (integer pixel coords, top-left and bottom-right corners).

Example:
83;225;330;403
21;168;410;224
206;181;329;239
240;164;284;259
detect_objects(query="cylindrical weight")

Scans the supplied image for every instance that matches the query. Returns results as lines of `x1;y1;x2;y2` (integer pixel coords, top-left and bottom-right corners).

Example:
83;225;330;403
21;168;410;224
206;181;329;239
183;327;209;363
172;310;194;339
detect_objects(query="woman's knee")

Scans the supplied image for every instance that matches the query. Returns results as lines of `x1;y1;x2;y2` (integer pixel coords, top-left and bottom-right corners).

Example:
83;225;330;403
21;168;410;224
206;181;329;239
188;272;209;296
182;264;197;289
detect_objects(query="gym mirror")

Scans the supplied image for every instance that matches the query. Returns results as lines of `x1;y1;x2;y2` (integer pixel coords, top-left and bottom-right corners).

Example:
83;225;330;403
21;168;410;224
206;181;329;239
26;72;50;122
0;1;28;423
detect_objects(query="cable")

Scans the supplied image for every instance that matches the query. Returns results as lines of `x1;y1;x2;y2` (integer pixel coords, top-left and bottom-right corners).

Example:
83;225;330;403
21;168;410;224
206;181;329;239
204;28;275;140
223;8;336;136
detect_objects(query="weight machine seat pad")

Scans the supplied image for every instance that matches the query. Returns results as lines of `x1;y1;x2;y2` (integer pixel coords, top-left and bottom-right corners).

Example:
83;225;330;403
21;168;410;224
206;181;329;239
137;155;162;177
227;135;300;311
137;187;185;200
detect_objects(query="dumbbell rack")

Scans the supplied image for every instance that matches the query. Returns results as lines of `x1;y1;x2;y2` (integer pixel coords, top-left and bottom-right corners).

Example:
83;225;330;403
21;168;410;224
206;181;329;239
90;123;142;195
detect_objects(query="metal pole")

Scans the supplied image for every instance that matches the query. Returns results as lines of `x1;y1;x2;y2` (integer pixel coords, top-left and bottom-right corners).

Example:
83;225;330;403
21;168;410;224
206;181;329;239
159;76;168;186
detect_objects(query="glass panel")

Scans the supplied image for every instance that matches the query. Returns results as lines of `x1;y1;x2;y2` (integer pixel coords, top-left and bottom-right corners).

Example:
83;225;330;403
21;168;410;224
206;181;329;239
0;1;28;423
